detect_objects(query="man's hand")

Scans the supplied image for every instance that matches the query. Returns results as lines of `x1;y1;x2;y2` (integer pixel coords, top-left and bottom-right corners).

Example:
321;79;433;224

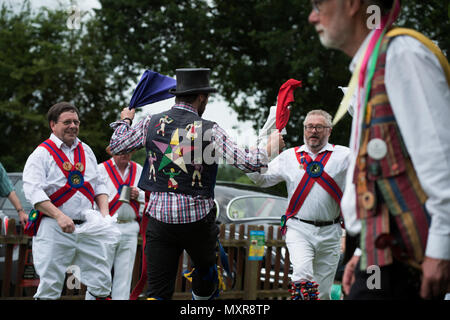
266;130;285;158
35;200;75;233
18;210;29;228
420;256;450;299
55;213;75;233
120;107;135;122
130;186;140;201
7;191;28;227
342;254;360;295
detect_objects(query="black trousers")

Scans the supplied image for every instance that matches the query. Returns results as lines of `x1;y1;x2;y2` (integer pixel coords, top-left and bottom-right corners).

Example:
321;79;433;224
144;208;219;300
346;259;423;300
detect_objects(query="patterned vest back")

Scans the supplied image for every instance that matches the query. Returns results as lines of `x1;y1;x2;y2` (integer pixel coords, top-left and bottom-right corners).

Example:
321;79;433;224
138;107;218;198
353;33;431;270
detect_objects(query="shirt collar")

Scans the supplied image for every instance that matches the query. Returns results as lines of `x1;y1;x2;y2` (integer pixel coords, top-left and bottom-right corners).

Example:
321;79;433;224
50;133;79;150
297;143;334;154
110;157;130;172
349;29;376;73
173;103;199;116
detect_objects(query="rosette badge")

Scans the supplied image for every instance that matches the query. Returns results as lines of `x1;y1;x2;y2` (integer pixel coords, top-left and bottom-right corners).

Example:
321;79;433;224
29;209;39;222
306;161;324;178
68;170;84;188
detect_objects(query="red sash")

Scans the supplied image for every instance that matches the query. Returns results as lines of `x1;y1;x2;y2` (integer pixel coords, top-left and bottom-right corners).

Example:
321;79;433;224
130;191;150;300
40;139;95;207
24;139;95;237
280;147;343;235
103;159;140;219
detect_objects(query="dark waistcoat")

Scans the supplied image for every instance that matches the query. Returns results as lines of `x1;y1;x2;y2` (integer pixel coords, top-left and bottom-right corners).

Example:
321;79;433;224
138;107;218;198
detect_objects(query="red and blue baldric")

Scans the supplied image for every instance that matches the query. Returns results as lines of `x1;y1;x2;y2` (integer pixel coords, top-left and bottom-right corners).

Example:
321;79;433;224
40;139;95;206
103;159;140;219
24;139;94;236
280;146;343;235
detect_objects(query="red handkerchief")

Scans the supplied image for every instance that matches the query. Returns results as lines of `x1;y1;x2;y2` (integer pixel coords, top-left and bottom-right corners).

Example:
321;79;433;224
276;79;302;131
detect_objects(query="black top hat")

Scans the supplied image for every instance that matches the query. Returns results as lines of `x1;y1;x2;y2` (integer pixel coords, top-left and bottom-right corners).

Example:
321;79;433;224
169;68;217;96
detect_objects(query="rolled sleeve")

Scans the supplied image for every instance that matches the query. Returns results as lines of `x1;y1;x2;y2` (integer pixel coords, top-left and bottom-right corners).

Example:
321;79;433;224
22;148;52;206
247;149;286;188
109;116;151;155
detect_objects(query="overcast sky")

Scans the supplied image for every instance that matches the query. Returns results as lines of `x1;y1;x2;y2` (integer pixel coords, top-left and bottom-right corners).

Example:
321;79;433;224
2;0;262;146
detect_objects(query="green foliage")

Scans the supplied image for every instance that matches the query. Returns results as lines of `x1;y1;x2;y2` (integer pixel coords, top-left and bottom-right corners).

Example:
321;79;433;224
1;0;448;174
0;2;122;171
93;0;449;152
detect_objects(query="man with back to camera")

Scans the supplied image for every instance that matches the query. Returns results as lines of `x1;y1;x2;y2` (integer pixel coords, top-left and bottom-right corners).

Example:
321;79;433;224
109;68;285;300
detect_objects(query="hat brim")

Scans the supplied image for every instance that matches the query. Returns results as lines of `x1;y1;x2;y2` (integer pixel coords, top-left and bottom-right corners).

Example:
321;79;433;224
168;87;217;96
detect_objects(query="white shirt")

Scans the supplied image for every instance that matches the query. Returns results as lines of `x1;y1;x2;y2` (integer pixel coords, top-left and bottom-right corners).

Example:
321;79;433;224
248;143;350;221
341;31;450;260
98;158;144;221
23;134;108;220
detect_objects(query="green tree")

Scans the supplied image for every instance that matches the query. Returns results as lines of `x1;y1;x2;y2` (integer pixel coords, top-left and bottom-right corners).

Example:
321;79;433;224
95;0;449;151
0;2;123;171
2;0;448;175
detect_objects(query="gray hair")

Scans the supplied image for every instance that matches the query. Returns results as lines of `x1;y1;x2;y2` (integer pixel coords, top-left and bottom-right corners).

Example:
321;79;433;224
303;109;333;127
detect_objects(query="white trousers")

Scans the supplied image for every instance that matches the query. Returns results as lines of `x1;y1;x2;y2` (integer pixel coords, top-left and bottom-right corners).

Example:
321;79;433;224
85;220;139;300
108;221;139;300
32;217;112;299
285;218;342;300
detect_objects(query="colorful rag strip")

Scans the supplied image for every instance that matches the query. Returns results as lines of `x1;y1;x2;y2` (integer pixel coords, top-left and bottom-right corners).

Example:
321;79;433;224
333;0;401;129
354;0;401;149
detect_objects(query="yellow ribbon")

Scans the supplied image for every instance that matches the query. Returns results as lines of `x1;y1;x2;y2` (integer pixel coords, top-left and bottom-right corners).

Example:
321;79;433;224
332;41;368;126
333;27;450;126
386;28;450;86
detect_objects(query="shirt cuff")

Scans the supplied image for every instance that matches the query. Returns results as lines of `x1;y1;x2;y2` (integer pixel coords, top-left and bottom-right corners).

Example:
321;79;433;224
259;148;270;164
425;233;450;260
353;248;362;256
109;120;130;130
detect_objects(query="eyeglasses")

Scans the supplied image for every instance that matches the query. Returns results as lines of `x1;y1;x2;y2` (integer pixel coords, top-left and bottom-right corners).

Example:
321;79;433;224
304;125;330;132
59;119;80;126
311;0;328;13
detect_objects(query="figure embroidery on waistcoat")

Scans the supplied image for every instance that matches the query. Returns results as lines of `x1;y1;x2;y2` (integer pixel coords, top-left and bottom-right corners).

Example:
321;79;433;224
185;121;202;141
192;162;204;187
164;168;180;190
156;115;174;136
148;151;157;182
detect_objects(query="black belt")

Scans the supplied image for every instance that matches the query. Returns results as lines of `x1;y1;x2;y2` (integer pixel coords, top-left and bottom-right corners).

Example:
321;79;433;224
72;220;86;225
292;216;340;227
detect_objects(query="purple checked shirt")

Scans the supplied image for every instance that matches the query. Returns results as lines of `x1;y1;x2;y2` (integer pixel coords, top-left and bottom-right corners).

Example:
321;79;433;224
109;103;269;224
